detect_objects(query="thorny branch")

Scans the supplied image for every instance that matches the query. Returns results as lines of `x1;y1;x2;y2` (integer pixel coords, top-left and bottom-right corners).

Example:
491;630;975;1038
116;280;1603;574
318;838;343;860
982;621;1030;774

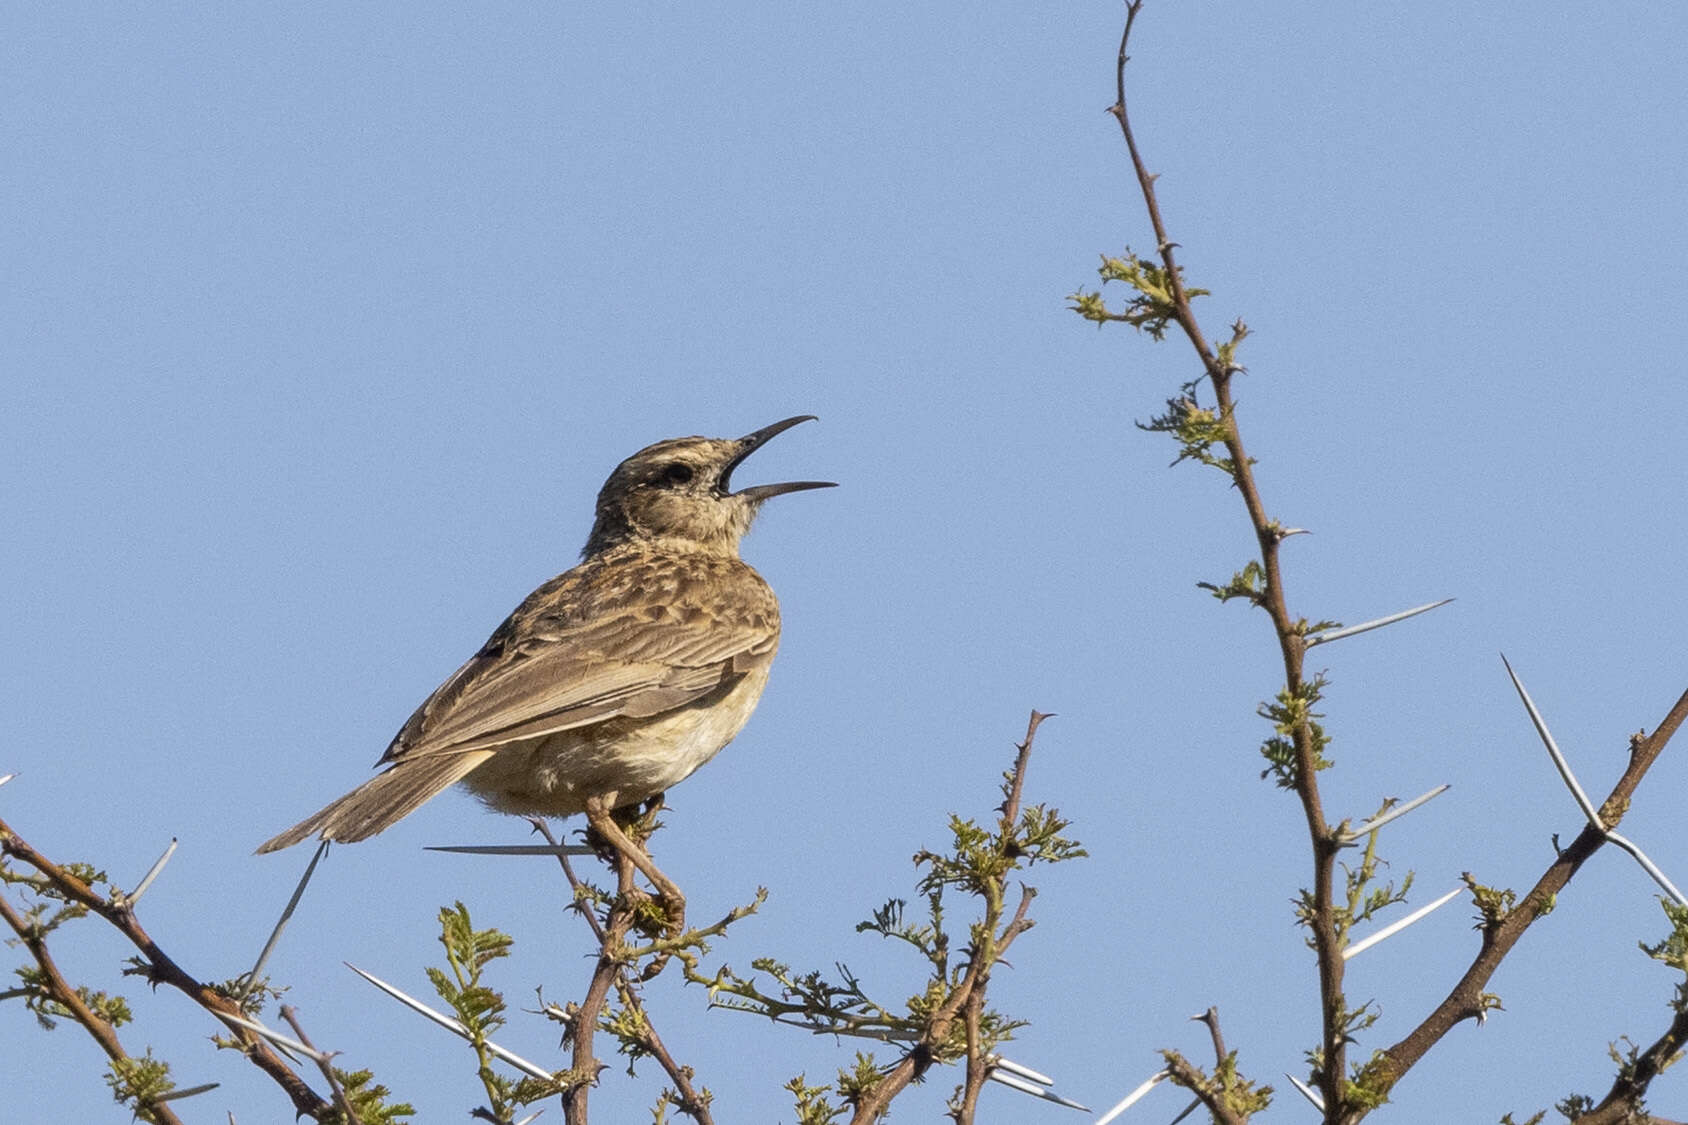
1109;1;1344;1112
1578;1002;1688;1125
0;888;188;1125
844;710;1052;1124
0;815;336;1120
1377;688;1688;1104
551;800;716;1125
282;1004;364;1125
1159;1008;1248;1125
1104;4;1687;1121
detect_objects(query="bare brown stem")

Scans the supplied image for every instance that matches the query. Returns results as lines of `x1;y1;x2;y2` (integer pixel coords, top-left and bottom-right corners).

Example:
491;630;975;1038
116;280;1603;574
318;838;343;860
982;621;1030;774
610;973;715;1123
559;799;714;1123
951;987;988;1123
1194;1005;1228;1062
0;816;333;1120
1374;686;1688;1110
1109;3;1344;1110
847;713;1048;1124
1162;1049;1247;1125
281;1005;362;1125
564;842;637;1125
1575;998;1688;1125
0;890;188;1125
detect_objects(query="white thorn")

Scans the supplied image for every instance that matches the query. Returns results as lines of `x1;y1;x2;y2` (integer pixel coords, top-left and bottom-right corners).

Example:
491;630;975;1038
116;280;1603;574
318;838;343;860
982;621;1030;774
1602;829;1688;907
241;839;330;998
1306;598;1454;647
1285;1073;1325;1110
345;963;555;1082
1339;785;1451;844
218;1013;331;1063
990;1055;1055;1086
986;1068;1089;1111
1501;654;1601;825
127;838;179;905
1344;888;1462;960
1502;656;1687;906
512;1111;546;1125
1092;1069;1170;1124
0;773;15;788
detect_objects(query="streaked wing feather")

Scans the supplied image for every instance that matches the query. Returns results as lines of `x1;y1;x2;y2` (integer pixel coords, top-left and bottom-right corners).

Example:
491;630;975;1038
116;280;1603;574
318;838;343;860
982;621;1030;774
387;592;777;762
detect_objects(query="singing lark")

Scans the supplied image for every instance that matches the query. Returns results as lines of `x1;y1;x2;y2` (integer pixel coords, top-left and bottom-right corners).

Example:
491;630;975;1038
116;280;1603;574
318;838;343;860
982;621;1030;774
258;415;832;852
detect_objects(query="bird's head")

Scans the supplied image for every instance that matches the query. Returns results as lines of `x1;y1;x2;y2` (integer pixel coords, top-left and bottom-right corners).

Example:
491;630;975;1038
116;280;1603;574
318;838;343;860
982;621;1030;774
584;415;835;557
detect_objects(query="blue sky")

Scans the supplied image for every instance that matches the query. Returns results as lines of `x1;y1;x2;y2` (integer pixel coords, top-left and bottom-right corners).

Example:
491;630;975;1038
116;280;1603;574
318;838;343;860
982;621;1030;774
4;4;1687;1122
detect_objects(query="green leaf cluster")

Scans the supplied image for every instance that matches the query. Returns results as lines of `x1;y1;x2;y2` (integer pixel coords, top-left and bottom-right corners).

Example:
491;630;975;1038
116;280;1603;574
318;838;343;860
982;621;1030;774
428;902;563;1121
1258;675;1333;789
103;1049;175;1124
1141;396;1241;475
693;737;1084;1115
1068;251;1207;340
332;1067;416;1124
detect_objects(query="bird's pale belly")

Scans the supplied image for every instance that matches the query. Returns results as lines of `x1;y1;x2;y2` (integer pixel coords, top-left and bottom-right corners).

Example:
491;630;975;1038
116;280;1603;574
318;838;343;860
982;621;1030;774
459;665;772;817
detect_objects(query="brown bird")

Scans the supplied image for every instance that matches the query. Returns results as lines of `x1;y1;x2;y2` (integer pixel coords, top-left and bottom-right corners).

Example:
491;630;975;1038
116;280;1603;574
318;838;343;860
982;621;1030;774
258;415;833;853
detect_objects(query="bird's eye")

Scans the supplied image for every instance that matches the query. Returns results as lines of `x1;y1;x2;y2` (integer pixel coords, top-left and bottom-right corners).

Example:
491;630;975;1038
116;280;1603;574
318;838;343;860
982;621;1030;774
661;462;695;485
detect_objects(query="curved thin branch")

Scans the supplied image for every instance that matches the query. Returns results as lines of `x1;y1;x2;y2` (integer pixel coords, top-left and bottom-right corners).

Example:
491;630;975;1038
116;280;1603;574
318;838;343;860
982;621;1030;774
1110;3;1344;1110
1576;999;1688;1125
847;713;1050;1123
0;816;333;1119
0;891;188;1125
1376;686;1688;1096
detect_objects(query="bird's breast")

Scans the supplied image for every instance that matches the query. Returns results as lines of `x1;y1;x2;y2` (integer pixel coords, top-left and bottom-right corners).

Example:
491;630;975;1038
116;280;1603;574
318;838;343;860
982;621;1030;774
459;663;774;817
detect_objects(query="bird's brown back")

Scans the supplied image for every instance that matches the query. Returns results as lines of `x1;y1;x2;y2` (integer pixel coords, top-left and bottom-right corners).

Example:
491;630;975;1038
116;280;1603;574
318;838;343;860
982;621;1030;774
379;545;782;766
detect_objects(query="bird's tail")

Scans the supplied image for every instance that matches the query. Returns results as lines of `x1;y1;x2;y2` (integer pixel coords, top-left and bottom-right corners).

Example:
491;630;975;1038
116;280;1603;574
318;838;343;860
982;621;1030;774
256;751;495;853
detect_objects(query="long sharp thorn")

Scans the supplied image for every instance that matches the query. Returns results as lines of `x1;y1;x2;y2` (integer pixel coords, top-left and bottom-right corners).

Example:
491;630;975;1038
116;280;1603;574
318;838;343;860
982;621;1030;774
1344;887;1461;959
345;963;555;1081
152;1082;220;1103
985;1069;1089;1111
1503;657;1687;903
128;838;179;905
241;839;329;999
991;1055;1055;1085
513;1111;546;1125
1092;1069;1170;1124
1501;654;1603;823
1285;1073;1325;1110
425;843;597;856
0;773;14;788
1306;598;1454;647
1603;830;1688;906
1340;785;1451;844
218;1012;330;1062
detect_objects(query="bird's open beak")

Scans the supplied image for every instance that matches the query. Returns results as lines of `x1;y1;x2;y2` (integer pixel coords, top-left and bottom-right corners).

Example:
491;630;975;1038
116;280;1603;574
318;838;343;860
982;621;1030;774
723;415;837;502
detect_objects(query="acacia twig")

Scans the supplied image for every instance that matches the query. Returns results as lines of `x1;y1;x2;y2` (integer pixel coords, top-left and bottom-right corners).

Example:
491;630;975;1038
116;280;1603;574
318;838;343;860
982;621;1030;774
558;801;714;1125
1109;2;1345;1110
1577;1001;1688;1125
0;890;188;1125
280;1006;362;1125
0;816;333;1120
1376;686;1688;1103
846;711;1050;1123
